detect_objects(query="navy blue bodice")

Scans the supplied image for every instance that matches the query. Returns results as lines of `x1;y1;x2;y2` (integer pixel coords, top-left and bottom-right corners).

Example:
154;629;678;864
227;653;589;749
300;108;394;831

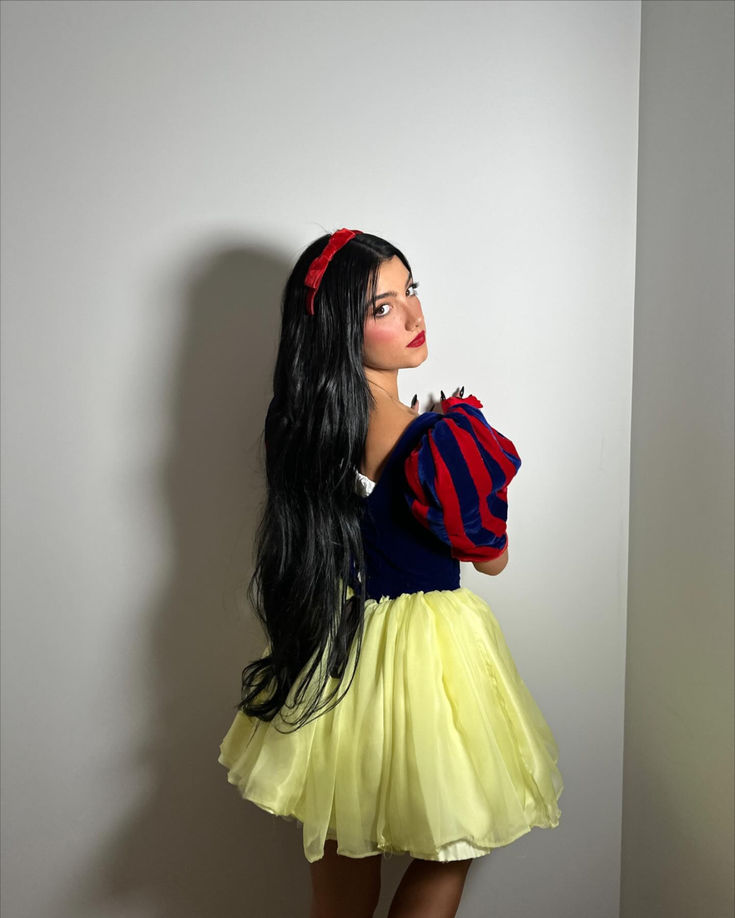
358;413;460;600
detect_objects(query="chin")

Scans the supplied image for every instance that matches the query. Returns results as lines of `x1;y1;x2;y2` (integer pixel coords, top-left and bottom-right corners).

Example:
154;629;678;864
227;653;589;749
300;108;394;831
403;347;428;367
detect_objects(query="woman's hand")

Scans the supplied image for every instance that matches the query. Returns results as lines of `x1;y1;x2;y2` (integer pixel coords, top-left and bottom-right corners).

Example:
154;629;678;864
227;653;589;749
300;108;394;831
427;386;465;414
411;386;468;414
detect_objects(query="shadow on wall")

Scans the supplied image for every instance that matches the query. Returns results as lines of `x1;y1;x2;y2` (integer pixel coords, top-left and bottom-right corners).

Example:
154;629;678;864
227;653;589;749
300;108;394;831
59;242;312;917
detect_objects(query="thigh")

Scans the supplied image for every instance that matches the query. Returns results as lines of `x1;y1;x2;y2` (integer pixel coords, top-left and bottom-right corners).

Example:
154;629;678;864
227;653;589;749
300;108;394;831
309;839;382;918
387;856;474;918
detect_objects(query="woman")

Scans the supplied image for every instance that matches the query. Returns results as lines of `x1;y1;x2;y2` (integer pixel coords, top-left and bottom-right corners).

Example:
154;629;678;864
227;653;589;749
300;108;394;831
218;229;563;918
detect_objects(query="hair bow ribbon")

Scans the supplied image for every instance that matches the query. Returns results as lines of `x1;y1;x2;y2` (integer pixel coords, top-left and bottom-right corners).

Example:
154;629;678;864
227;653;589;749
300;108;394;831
304;228;362;314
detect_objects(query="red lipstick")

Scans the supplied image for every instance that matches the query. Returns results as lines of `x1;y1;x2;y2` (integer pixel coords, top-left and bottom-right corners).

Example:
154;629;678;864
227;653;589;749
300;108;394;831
407;331;426;348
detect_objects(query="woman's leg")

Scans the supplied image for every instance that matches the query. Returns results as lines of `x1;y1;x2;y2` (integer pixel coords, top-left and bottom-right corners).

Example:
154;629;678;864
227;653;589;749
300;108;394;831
309;839;382;918
386;857;474;918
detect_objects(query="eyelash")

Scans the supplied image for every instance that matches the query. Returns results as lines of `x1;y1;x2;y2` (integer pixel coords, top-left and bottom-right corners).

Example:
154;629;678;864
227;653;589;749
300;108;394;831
372;282;420;318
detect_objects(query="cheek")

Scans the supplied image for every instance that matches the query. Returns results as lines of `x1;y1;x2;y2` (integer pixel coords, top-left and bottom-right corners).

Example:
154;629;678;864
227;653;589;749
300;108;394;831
363;321;401;360
365;322;397;344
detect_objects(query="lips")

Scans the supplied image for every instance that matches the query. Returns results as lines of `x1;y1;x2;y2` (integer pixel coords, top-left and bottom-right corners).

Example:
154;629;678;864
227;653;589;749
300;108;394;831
407;331;426;348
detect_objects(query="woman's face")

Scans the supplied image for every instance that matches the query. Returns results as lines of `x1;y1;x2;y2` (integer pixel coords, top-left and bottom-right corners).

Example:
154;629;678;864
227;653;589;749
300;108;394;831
363;256;427;371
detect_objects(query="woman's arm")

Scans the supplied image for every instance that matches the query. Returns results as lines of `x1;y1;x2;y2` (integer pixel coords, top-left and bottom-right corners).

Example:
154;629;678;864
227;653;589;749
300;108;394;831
472;547;509;576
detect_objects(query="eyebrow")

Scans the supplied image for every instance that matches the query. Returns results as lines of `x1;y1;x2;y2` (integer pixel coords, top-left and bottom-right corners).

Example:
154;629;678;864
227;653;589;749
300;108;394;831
369;272;414;305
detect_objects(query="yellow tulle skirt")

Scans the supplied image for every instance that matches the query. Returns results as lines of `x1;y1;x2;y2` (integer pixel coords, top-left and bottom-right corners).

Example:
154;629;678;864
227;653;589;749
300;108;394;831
218;587;563;863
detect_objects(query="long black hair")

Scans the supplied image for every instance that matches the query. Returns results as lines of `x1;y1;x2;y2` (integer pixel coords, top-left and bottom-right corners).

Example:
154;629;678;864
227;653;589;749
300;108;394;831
237;231;412;732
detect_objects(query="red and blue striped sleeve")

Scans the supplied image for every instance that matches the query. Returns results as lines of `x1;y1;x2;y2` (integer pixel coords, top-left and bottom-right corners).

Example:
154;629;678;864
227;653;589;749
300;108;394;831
403;394;522;562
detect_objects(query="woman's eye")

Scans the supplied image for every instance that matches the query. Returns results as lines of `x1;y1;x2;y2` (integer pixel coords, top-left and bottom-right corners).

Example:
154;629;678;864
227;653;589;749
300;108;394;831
370;283;419;318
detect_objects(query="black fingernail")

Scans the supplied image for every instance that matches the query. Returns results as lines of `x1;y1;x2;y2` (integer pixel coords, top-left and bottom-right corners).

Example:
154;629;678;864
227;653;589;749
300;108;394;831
411;394;418;406
440;390;446;400
460;386;465;396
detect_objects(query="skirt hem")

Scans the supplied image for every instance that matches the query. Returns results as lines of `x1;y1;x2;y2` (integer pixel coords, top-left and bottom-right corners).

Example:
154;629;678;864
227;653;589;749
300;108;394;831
218;752;563;864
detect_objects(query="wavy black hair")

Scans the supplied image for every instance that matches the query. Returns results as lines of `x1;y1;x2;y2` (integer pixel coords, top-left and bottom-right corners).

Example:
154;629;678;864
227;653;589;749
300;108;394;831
237;231;412;732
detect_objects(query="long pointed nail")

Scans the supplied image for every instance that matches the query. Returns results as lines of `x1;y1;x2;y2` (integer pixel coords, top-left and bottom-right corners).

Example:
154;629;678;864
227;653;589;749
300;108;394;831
440;390;446;400
460;386;465;396
411;394;418;407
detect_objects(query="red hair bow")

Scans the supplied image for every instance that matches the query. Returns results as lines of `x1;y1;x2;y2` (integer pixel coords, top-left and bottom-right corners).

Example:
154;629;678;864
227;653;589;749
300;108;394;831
304;228;362;315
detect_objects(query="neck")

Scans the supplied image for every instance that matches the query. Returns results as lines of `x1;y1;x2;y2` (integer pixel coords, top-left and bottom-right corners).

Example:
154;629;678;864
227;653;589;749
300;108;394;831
364;368;400;404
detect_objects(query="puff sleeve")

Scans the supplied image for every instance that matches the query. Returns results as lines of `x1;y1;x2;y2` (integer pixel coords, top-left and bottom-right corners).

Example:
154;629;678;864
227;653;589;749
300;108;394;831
403;394;521;562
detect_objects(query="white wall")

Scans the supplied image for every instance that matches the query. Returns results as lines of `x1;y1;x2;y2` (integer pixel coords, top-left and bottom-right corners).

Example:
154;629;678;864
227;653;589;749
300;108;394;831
621;3;735;916
0;2;641;917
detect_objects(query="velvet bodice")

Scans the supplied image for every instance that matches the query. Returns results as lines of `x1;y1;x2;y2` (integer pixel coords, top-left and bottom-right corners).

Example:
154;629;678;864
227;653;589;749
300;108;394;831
357;412;461;600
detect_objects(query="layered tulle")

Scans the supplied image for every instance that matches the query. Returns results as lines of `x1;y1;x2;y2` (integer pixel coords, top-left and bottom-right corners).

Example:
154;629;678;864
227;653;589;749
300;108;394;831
218;587;563;863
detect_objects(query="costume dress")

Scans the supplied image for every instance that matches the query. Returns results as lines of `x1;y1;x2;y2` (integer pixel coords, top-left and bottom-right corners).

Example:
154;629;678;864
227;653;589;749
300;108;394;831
217;394;563;863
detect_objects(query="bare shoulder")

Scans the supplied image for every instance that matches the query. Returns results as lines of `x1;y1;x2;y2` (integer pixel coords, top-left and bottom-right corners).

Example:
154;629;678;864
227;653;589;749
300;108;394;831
361;403;419;481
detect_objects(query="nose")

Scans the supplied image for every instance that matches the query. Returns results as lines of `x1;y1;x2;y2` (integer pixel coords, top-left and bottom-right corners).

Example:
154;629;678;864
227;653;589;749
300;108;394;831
406;299;424;329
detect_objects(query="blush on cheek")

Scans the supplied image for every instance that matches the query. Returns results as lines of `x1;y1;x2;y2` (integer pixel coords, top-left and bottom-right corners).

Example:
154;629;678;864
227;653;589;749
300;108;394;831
365;323;398;346
365;325;392;358
363;322;401;366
